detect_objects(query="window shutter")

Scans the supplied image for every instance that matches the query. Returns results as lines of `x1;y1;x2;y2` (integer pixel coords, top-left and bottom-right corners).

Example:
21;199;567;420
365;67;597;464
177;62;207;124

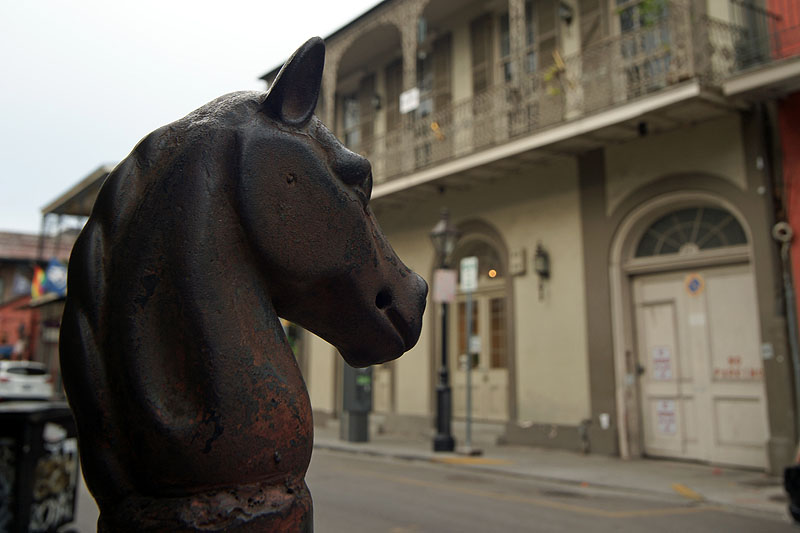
384;59;403;132
471;14;494;95
537;0;557;68
579;0;606;49
358;74;376;147
433;33;452;111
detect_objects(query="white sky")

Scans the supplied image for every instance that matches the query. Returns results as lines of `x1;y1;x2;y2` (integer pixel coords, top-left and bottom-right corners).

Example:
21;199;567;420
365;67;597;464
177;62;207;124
0;0;381;234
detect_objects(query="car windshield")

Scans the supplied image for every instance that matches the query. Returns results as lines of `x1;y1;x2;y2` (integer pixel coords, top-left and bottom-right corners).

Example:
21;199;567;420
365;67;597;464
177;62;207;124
6;367;47;376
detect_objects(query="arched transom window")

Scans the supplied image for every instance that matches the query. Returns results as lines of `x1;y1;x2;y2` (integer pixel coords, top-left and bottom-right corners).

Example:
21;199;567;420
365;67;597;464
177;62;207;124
635;207;747;257
453;239;504;285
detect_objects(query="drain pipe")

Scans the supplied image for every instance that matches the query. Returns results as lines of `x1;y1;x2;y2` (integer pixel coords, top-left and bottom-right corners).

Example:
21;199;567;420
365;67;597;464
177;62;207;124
773;221;800;436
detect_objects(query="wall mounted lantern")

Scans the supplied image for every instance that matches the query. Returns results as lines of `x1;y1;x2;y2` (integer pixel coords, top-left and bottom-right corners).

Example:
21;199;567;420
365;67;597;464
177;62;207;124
534;242;550;300
430;208;461;269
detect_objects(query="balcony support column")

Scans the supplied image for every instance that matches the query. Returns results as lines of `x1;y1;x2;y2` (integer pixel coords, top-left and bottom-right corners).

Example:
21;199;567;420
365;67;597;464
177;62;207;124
400;5;421;92
508;0;526;79
399;0;425;175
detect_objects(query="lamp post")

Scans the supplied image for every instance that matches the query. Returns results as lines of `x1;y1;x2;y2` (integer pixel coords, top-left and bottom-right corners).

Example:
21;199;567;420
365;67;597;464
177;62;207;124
430;208;460;452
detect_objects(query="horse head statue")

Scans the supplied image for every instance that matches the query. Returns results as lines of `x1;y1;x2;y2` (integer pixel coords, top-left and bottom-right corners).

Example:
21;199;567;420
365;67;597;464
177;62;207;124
60;37;427;532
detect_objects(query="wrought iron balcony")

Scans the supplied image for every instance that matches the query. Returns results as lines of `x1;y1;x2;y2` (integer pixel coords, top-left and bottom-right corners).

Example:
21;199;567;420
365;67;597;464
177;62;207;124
341;1;799;185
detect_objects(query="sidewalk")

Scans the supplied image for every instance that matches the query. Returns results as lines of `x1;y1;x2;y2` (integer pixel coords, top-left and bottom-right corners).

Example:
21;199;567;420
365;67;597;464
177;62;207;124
313;422;791;523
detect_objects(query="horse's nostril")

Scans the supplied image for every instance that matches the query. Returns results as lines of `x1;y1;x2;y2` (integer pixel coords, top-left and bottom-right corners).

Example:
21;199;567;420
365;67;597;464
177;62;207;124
375;289;392;310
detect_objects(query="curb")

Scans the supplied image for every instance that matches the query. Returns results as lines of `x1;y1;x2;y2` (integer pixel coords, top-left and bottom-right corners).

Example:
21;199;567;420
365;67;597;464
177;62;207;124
313;440;790;522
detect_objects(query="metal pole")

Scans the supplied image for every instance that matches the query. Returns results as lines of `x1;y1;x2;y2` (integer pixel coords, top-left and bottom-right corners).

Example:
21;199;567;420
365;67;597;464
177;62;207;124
433;299;455;451
773;222;800;440
465;291;473;451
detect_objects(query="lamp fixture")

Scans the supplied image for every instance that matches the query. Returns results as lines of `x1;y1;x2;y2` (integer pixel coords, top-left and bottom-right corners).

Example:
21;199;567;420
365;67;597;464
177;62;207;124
430;208;461;269
534;242;550;300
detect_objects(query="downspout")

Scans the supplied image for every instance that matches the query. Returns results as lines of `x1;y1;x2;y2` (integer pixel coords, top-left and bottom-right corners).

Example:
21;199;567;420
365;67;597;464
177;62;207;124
774;222;800;436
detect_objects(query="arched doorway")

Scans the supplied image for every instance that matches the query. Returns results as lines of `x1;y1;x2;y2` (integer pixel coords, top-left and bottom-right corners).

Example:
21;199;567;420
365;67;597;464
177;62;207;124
612;195;769;468
448;234;510;422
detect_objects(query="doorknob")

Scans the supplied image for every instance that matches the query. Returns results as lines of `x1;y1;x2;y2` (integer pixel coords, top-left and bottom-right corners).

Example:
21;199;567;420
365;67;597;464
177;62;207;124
636;363;646;376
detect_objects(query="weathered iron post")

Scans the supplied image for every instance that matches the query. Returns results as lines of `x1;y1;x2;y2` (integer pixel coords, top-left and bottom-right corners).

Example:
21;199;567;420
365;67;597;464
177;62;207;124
59;37;427;532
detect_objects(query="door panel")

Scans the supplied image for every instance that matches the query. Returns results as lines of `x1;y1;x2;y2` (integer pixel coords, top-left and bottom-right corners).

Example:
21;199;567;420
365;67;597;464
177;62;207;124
704;265;768;467
633;264;768;468
373;362;392;414
635;297;689;457
451;289;508;421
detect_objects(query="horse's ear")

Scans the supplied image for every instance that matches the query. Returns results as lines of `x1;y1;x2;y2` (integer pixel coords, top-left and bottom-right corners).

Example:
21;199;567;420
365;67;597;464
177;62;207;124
263;37;325;126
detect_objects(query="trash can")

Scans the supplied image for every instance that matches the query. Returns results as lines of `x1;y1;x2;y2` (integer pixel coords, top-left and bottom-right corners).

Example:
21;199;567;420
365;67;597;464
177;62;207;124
340;364;372;442
0;401;79;533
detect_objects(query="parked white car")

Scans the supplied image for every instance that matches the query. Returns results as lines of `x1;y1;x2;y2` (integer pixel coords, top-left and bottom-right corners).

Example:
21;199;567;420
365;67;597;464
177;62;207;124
0;360;54;401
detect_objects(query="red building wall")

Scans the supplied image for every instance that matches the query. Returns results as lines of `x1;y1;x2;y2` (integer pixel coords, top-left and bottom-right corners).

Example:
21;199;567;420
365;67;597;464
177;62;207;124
770;1;800;321
0;295;39;359
769;0;800;58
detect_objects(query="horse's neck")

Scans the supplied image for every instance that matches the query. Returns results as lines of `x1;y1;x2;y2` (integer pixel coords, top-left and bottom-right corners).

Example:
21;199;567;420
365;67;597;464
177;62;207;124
177;220;294;367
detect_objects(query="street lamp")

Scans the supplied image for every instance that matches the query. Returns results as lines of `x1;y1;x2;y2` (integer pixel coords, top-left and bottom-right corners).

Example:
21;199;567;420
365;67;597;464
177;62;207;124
430;208;460;452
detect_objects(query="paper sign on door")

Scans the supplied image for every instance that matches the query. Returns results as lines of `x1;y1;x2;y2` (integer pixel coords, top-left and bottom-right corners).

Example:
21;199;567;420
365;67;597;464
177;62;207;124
656;399;677;435
652;346;673;380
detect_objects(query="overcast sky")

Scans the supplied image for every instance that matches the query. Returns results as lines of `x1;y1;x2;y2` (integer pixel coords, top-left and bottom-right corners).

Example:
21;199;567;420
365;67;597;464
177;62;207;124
0;0;380;234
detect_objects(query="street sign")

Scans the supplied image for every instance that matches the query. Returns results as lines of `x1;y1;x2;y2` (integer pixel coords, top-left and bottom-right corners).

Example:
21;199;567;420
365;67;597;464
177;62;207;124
433;269;457;303
460;256;478;292
399;87;420;114
468;335;481;355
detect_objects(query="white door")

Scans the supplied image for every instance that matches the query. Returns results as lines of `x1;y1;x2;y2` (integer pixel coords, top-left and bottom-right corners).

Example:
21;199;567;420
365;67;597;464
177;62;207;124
372;363;393;414
450;288;509;422
633;264;769;468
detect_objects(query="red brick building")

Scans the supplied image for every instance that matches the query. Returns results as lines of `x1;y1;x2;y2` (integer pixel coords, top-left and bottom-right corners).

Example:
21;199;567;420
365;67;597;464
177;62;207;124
0;231;76;360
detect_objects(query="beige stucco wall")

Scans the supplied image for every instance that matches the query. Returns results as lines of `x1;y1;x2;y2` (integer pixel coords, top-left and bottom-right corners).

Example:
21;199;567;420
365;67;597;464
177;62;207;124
464;158;589;425
306;332;337;414
605;114;747;215
377;155;591;426
376;225;436;417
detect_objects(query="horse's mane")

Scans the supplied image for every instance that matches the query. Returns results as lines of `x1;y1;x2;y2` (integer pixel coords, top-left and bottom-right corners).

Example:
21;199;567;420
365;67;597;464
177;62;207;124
61;90;267;500
70;90;264;331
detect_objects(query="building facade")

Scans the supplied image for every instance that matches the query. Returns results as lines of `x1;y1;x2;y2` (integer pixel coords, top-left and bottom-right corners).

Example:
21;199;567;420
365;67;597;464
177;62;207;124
262;0;800;472
0;231;76;367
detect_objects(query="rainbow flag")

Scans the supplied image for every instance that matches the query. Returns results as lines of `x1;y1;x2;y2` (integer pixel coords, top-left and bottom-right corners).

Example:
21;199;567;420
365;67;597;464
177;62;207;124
31;265;46;298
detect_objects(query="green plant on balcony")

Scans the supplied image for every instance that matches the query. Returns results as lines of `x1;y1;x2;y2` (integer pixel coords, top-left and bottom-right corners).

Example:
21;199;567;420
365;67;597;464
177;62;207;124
543;49;574;96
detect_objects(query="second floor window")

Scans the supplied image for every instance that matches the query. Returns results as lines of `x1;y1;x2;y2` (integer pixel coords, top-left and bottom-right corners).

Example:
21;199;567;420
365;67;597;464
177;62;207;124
525;0;536;73
615;0;671;94
342;95;360;149
500;12;513;82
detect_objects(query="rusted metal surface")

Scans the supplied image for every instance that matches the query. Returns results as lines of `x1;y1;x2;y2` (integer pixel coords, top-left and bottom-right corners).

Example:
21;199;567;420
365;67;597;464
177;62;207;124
59;37;427;532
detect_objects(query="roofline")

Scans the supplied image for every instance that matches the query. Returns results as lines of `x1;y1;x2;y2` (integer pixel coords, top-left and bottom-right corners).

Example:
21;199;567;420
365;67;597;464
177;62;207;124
259;0;395;82
40;164;115;215
25;292;65;309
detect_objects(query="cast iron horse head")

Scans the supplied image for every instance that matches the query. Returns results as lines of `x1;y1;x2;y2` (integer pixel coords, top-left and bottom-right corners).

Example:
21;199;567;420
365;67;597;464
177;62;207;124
60;37;427;531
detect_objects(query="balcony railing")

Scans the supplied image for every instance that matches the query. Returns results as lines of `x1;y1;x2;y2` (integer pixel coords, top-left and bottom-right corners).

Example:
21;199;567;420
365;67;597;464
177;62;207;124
345;2;799;185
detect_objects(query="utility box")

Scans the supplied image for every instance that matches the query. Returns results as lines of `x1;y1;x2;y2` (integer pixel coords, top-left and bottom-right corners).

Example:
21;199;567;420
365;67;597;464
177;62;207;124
0;401;80;533
340;364;372;442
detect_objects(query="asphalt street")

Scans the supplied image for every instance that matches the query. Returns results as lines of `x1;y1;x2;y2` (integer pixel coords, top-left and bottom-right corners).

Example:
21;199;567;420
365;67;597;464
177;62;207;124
307;449;795;532
69;447;794;532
